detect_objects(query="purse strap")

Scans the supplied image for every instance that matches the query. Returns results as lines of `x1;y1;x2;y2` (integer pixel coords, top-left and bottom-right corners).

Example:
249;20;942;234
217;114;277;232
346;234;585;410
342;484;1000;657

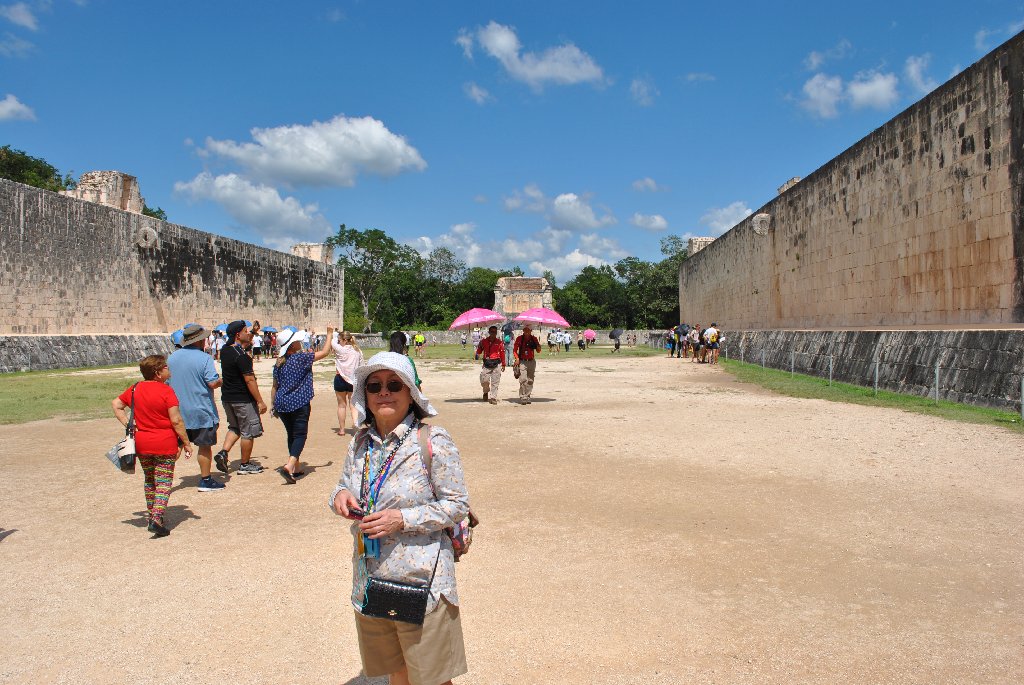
126;383;138;437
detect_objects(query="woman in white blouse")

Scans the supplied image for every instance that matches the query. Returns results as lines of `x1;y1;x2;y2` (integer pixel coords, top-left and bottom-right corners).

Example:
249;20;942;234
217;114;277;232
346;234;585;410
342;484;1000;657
330;352;470;685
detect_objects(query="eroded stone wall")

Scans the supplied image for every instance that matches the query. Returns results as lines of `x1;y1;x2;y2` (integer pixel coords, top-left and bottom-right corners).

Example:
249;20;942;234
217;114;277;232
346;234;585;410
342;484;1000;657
679;32;1024;329
0;179;344;339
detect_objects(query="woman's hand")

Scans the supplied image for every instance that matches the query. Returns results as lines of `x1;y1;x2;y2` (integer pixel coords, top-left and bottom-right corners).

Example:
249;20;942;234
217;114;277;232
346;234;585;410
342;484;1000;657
333;489;362;518
360;509;405;539
178;444;192;460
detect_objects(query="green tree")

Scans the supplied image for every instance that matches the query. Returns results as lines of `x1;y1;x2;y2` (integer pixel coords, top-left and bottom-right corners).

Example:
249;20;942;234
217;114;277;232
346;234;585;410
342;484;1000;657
142;204;167;221
0;145;76;192
327;224;420;332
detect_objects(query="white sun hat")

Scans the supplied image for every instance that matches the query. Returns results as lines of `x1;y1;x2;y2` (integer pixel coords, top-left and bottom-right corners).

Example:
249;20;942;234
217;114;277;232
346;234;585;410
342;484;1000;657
276;328;308;357
352;351;437;426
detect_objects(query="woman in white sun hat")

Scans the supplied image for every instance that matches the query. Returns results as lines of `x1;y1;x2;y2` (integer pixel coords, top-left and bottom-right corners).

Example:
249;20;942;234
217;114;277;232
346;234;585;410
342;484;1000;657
270;325;334;484
329;351;470;685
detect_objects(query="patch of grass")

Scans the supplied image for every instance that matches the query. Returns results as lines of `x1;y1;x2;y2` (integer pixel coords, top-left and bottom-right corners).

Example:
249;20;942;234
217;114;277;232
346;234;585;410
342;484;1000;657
720;359;1024;432
0;366;139;424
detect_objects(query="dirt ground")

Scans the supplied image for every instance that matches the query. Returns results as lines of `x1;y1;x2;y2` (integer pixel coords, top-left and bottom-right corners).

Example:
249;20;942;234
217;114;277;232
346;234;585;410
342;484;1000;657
0;353;1021;684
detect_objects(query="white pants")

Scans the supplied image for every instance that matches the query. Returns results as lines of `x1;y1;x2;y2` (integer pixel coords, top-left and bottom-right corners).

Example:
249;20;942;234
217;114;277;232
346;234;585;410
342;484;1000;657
480;365;502;400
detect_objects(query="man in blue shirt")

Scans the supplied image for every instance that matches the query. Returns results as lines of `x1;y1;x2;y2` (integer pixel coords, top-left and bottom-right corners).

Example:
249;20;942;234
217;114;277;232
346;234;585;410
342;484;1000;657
168;323;225;492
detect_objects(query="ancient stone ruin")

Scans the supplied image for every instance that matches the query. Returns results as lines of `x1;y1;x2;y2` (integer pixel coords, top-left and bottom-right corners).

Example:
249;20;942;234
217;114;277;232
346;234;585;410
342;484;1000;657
291;242;335;264
60;170;145;214
493;276;553;317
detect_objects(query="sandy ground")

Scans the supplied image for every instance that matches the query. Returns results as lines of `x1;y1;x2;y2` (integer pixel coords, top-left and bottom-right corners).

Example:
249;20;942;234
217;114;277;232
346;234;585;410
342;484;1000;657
1;352;1022;684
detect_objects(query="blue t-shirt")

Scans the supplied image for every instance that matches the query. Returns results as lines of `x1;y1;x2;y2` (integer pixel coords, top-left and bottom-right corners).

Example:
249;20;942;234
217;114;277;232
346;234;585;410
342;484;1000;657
273;351;315;414
167;347;220;429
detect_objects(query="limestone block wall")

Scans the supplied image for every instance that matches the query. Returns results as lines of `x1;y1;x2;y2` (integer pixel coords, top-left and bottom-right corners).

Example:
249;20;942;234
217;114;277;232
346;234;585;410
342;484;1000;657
679;32;1024;329
0;178;344;338
721;329;1024;411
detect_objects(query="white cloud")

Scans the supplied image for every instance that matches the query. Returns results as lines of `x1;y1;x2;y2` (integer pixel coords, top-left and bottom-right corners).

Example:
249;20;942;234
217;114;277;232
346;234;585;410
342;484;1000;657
0;93;34;120
847;70;899;110
464;82;493;105
473;194;488;204
949;64;963;78
904;54;938;95
412;222;484;266
578;233;629;260
503;183;546;213
974;20;1024;52
200;114;426;188
325;8;345;22
630;76;658;106
530;249;607;282
800;73;843;118
0;2;37;30
455;30;474;59
550;192;615;231
467;21;604;90
500;237;547;262
631;177;663;192
538;227;571;253
685;72;715;83
0;31;31;56
804;39;852;70
700;201;752;234
630;213;668;231
174;172;331;250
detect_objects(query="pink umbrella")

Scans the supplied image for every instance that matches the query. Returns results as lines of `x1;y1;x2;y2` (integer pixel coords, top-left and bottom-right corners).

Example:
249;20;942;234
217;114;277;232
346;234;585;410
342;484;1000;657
449;307;506;330
514;307;571;328
583;329;597;340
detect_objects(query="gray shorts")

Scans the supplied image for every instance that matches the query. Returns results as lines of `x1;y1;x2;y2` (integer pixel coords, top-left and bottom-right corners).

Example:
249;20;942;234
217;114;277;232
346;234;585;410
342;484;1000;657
186;425;218;446
222;401;264;439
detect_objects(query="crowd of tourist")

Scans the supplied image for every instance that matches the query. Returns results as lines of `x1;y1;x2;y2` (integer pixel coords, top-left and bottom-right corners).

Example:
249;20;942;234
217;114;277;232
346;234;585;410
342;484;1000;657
110;316;727;684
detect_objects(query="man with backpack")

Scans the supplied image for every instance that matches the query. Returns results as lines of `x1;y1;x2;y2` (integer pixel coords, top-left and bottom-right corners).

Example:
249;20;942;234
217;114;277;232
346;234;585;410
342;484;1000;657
705;323;720;364
513;325;542;405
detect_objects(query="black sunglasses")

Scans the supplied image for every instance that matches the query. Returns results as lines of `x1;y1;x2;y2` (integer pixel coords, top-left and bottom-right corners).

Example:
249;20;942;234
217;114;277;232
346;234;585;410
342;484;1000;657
366;379;406;394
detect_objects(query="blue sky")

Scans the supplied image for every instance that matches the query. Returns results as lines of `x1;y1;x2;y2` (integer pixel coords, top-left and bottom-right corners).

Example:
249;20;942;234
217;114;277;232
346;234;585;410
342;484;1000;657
3;1;1023;281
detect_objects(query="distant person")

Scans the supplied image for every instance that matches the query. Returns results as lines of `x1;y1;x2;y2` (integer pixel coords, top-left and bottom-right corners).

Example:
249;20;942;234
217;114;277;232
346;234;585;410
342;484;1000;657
471;328;482;359
476;325;505;405
271;326;335;484
213;320;267;476
460;332;467;350
413;332;426;358
389;330;422;389
577;332;585;351
332;330;364;435
251;330;263;359
705;323;720;365
563;330;571;353
112;354;192;537
167;323;224;492
513;324;541;405
689;324;701;362
503;328;514;366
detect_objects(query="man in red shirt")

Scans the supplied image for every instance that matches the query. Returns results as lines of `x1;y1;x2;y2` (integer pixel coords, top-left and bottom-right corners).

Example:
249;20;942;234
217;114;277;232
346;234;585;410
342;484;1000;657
476;325;505;405
513;325;542;405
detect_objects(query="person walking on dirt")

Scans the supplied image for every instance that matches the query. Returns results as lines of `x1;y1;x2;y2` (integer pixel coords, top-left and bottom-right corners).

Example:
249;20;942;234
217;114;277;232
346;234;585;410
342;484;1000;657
476;325;505;405
213;320;267;476
167;323;224;492
513;325;542;405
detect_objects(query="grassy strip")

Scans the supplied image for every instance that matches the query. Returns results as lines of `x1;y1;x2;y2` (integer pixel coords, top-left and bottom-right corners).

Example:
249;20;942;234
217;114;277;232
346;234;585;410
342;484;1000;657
0;366;138;424
719;358;1024;432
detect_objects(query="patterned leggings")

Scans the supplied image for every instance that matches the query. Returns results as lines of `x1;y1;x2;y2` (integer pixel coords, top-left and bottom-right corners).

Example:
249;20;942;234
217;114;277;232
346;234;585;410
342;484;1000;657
138;454;177;524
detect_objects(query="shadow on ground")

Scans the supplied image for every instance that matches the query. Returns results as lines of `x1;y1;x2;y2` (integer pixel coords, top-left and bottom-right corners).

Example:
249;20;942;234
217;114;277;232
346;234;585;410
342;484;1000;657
121;504;201;531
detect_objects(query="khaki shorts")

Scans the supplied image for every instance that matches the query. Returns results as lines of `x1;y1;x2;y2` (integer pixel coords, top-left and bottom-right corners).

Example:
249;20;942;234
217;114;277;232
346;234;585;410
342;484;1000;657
355;597;467;685
222;401;264;439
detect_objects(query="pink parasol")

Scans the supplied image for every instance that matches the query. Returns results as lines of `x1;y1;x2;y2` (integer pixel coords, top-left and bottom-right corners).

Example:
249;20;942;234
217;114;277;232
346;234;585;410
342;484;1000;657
583;329;597;340
513;307;571;328
448;308;507;330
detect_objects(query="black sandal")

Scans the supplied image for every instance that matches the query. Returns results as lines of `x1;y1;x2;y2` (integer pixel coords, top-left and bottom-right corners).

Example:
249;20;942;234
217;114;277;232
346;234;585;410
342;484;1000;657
276;466;296;485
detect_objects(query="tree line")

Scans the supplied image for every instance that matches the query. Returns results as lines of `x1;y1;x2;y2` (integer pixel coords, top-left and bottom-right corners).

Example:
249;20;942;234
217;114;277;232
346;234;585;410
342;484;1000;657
329;225;687;333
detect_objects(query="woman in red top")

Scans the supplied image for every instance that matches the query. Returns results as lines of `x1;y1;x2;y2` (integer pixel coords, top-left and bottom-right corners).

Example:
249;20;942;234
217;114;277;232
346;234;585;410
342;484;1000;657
112;354;192;538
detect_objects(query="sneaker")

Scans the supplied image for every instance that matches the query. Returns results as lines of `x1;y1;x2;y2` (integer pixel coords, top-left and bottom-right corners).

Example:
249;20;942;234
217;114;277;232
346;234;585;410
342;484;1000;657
214;449;229;474
147;520;170;537
488;398;498;405
197;476;226;492
237;461;264;475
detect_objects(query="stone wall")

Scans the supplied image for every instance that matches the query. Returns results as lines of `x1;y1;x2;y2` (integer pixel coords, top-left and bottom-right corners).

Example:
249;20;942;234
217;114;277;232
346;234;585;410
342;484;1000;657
0;335;174;373
0;178;343;371
679;32;1024;329
719;329;1024;411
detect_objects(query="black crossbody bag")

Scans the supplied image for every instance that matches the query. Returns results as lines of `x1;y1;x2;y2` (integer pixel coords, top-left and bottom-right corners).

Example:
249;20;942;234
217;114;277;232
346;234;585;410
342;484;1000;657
361;549;441;625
